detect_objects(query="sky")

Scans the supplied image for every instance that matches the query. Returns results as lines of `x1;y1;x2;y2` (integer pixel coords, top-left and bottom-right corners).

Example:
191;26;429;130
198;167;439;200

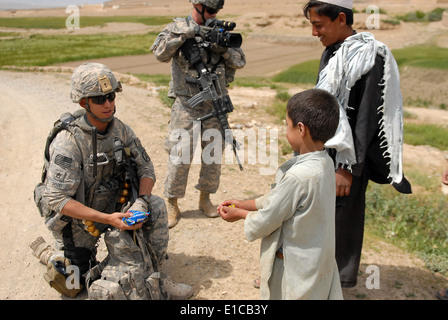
0;0;107;10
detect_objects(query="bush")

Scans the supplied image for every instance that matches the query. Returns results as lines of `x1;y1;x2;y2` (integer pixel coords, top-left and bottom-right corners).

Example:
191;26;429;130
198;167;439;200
397;8;447;22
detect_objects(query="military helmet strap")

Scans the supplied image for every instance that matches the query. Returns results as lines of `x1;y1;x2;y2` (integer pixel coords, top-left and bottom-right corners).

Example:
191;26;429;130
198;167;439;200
194;4;207;24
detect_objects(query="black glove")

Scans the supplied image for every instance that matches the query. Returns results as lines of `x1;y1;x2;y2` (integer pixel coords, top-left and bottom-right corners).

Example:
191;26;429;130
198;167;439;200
210;43;228;53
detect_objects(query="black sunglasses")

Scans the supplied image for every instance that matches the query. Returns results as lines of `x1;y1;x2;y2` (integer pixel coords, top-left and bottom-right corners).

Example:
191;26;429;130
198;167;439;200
205;6;220;14
90;92;116;104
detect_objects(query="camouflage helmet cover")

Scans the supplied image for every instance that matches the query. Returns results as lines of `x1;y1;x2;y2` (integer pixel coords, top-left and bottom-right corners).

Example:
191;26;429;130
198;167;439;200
190;0;224;9
70;62;122;103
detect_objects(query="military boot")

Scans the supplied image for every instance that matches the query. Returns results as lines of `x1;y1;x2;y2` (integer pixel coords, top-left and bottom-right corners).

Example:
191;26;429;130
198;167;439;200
167;198;181;228
199;191;218;218
30;236;55;265
160;273;194;300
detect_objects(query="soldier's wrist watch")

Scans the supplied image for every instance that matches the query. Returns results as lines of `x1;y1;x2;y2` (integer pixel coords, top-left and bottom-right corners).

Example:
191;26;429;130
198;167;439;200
138;194;150;206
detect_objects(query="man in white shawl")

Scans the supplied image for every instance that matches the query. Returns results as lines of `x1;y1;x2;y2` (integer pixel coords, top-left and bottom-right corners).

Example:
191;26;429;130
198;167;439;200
303;0;412;288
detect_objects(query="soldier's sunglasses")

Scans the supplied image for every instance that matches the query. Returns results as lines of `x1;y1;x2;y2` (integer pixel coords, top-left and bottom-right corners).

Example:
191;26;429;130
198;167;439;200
205;6;220;14
90;92;116;104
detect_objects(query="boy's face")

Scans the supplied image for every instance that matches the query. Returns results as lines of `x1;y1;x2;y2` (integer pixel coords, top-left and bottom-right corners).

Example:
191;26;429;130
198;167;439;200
309;7;348;47
286;115;302;153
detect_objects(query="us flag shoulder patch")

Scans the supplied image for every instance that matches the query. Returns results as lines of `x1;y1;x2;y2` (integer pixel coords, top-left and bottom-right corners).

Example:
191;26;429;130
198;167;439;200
55;154;73;169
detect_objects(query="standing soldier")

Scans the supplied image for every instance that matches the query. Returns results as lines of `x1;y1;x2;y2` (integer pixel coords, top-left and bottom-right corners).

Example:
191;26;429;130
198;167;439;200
151;0;246;228
31;63;193;299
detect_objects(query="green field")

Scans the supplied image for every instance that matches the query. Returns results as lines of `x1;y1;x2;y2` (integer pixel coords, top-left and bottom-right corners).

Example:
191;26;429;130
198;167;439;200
0;32;158;66
393;46;448;70
0;16;168;66
0;15;172;29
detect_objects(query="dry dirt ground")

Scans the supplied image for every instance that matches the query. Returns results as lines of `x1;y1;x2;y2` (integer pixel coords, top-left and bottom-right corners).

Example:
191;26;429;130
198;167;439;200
0;0;448;301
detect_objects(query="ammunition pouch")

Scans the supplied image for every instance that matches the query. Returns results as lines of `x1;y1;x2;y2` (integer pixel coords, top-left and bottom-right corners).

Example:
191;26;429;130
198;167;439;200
90;178;121;214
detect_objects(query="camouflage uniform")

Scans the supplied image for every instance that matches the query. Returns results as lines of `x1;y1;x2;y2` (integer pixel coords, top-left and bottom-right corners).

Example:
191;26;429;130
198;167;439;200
151;14;246;199
43;114;167;256
32;63;194;299
41;63;168;264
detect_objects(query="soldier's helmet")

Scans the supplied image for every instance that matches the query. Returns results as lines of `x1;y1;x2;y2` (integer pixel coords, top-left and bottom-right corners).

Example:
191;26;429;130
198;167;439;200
190;0;224;10
70;63;122;103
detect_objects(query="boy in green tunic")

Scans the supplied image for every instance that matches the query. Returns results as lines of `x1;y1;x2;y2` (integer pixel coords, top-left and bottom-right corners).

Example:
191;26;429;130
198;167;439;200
218;89;343;299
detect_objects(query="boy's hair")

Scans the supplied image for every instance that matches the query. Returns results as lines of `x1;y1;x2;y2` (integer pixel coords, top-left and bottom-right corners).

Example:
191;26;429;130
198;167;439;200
303;0;354;26
287;89;339;143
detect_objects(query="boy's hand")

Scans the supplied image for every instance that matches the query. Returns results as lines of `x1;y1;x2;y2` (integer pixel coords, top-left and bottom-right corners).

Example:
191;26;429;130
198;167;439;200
217;199;238;213
218;199;256;212
218;205;248;222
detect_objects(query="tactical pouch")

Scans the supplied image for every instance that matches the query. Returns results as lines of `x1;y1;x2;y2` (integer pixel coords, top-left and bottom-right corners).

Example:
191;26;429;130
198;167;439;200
90;178;121;214
87;279;127;300
86;228;166;300
43;257;83;298
34;182;50;218
44;211;70;232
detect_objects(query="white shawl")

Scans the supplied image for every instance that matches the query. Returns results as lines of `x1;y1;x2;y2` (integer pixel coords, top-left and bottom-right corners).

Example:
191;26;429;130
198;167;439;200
315;32;404;184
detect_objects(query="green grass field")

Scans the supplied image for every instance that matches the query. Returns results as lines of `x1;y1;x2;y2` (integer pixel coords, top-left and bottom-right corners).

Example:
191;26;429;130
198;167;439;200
272;59;320;84
0;33;158;66
404;123;448;151
0;16;172;29
0;16;165;66
393;46;448;70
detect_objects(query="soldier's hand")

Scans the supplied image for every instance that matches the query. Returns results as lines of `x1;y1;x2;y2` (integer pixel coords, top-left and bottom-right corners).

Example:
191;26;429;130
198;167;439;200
186;25;211;39
108;212;143;230
128;197;148;213
195;25;212;38
211;43;228;54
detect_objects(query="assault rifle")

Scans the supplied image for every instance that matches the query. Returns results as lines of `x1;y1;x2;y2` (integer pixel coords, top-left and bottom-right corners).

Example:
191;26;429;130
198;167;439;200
181;37;243;171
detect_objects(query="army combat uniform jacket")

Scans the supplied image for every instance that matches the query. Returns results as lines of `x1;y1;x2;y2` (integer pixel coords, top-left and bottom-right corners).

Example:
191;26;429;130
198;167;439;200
151;15;246;99
151;15;246;199
42;110;158;250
